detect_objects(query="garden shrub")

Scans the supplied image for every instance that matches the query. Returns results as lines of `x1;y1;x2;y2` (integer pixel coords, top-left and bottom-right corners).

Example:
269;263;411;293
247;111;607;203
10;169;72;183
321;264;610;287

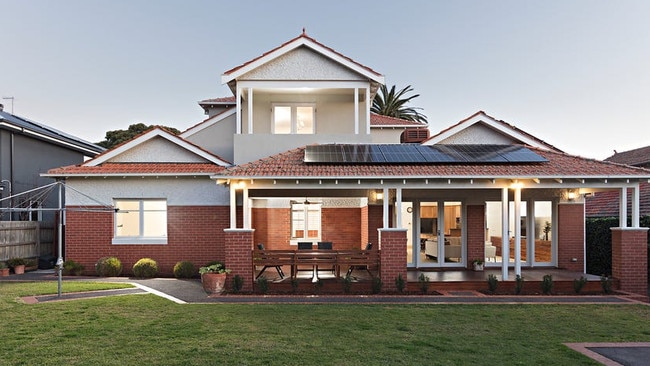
487;274;498;293
343;274;353;294
395;273;406;293
514;274;524;295
372;276;382;294
173;261;195;279
133;258;159;278
231;274;244;293
418;273;430;294
95;256;122;277
256;276;269;294
573;276;588;294
62;260;85;276
541;274;554;294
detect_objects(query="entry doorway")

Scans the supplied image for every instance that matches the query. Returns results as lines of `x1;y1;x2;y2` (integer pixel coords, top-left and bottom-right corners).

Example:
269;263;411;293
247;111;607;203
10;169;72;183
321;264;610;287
406;201;464;268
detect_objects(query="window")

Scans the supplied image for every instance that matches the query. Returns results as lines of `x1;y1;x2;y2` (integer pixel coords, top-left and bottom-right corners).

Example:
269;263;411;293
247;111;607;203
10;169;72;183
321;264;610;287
113;199;167;244
273;104;315;134
291;202;321;240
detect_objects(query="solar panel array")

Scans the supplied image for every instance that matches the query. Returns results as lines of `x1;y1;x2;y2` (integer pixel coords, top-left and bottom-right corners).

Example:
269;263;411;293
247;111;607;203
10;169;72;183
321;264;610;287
304;144;547;164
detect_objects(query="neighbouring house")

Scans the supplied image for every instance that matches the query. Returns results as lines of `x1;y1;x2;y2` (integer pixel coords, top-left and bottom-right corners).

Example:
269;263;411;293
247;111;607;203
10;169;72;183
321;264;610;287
45;31;650;296
586;145;650;218
0;105;104;260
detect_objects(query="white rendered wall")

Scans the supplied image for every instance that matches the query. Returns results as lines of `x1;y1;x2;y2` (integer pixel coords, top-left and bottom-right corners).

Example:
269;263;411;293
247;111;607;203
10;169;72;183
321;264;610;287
110;137;210;163
65;177;229;206
439;123;517;145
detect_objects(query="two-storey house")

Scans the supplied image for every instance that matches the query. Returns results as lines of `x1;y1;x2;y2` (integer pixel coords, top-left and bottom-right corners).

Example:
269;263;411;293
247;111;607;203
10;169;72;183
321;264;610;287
46;31;649;296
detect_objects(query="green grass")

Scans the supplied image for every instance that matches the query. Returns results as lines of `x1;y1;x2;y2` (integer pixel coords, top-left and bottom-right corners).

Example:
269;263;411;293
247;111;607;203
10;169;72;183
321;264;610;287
1;282;649;365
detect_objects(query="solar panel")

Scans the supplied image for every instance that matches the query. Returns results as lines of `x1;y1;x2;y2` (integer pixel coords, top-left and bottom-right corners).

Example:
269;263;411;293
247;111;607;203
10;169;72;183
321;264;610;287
304;144;547;164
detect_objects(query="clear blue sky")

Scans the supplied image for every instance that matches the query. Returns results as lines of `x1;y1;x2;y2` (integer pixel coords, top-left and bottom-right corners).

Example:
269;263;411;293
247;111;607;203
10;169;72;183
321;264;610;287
1;1;648;160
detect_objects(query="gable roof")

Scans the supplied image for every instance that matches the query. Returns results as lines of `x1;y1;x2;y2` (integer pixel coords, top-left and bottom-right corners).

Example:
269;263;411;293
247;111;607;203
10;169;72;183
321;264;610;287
45;127;230;177
215;144;650;183
85;127;230;167
605;145;650;167
221;30;384;86
424;111;561;152
0;110;104;156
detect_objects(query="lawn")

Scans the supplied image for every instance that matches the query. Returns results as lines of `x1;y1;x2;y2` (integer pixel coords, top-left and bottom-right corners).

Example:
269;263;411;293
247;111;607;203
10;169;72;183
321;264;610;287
1;282;649;365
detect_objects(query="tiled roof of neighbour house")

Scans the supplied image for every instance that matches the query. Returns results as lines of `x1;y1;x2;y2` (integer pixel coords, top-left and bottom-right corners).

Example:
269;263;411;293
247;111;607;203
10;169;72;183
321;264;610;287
426;111;563;153
585;182;650;217
223;29;383;79
46;162;226;176
0;110;104;156
216;144;650;179
605;145;650;167
370;113;427;127
199;96;236;105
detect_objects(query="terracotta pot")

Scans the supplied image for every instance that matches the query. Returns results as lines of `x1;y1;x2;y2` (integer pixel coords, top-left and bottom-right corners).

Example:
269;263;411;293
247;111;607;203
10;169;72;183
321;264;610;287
0;268;9;276
13;264;25;275
201;272;227;295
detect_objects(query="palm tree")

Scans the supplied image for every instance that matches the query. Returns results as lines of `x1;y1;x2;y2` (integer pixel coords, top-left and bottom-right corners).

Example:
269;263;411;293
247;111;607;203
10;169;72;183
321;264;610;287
371;84;428;124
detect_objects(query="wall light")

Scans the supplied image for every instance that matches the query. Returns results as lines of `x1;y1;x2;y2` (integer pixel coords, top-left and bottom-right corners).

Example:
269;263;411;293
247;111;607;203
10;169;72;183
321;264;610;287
567;191;576;201
376;192;383;200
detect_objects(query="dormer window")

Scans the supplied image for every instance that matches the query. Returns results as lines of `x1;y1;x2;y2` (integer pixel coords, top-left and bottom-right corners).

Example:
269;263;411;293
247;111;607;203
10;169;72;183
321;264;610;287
273;103;315;134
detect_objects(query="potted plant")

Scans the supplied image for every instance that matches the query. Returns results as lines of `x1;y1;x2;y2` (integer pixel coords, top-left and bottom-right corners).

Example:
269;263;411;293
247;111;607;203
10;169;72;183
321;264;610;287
199;262;231;295
472;258;484;271
8;257;26;275
0;262;9;276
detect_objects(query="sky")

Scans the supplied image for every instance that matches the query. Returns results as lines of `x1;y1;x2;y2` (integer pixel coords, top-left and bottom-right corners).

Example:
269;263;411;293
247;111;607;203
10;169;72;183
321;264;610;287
1;0;649;160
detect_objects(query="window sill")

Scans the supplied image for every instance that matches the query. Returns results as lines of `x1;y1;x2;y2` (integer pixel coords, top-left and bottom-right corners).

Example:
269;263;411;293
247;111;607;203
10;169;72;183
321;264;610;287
112;238;168;245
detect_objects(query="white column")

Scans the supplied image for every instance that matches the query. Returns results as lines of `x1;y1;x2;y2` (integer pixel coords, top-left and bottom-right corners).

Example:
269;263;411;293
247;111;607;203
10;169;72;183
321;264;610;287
229;183;237;229
527;200;535;267
354;88;359;135
501;187;509;280
396;188;402;228
631;184;640;227
247;88;253;134
620;187;627;228
242;187;249;229
366;86;371;135
514;187;522;277
382;188;389;228
236;87;241;134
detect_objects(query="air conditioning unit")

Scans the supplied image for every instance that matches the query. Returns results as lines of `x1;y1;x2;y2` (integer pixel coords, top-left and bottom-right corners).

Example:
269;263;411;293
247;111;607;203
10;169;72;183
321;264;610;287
401;129;430;143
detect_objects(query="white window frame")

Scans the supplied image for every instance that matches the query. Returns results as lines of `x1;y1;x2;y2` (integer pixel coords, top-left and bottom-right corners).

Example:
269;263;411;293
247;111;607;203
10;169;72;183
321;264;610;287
112;199;168;245
290;202;321;243
272;103;316;134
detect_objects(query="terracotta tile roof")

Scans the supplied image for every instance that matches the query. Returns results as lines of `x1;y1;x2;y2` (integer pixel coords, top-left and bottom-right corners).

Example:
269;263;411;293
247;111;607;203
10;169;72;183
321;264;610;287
47;162;226;176
223;30;382;78
199;96;236;105
217;144;650;179
370;113;426;127
605;145;650;167
585;182;650;217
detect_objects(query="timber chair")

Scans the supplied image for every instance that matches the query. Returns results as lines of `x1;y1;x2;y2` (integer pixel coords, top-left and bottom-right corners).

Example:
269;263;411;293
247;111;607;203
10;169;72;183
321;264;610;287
317;241;335;275
255;243;285;280
345;242;374;278
296;242;315;278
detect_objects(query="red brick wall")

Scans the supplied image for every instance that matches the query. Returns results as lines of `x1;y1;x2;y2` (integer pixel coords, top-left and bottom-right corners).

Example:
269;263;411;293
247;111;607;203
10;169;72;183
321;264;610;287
225;229;254;292
252;208;290;249
322;207;364;249
368;205;383;249
557;203;585;271
379;229;407;292
252;206;369;250
466;205;485;268
65;205;229;276
611;228;649;295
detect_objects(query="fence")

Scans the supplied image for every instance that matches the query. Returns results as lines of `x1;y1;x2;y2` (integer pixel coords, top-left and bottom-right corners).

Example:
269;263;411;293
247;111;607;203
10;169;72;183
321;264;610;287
0;221;55;261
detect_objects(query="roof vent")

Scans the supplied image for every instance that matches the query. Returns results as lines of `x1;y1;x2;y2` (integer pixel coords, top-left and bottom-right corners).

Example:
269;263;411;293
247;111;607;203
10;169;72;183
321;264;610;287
401;128;430;143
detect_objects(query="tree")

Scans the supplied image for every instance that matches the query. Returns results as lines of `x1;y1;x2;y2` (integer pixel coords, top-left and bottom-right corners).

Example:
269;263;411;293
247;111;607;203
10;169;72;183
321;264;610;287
371;84;428;124
97;123;180;149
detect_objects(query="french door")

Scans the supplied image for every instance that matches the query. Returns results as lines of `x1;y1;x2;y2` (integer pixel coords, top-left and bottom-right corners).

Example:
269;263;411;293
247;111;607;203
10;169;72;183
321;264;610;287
406;200;464;268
